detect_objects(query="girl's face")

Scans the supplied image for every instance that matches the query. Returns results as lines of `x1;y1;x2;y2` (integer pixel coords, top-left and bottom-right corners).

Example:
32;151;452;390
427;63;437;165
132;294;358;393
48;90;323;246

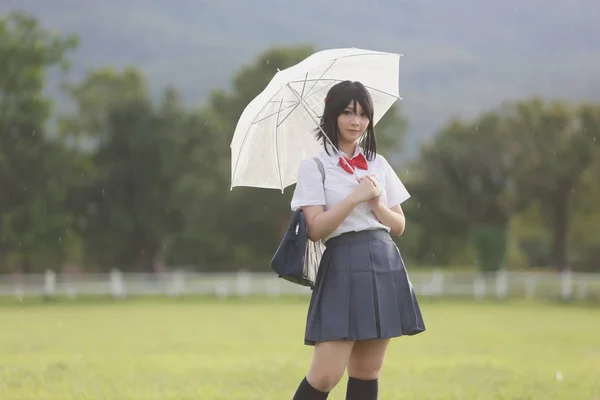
336;100;370;147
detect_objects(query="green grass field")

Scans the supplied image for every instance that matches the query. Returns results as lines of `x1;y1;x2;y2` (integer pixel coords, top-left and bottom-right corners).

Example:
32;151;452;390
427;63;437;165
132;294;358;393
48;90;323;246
0;296;598;399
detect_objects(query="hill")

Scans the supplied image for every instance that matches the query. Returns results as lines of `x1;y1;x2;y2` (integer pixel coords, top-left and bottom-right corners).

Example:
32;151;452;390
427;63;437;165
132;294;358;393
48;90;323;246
3;0;600;154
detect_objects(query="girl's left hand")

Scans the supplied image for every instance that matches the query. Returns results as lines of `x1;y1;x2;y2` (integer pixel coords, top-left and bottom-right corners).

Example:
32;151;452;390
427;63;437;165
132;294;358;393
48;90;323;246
361;175;383;210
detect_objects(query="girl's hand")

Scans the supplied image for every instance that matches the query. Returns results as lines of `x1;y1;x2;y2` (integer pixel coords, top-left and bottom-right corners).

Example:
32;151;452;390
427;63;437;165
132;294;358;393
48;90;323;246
350;175;379;204
363;175;384;210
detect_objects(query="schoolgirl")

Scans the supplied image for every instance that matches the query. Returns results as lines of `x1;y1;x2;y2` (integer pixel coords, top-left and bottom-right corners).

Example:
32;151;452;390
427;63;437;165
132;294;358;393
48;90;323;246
290;81;426;400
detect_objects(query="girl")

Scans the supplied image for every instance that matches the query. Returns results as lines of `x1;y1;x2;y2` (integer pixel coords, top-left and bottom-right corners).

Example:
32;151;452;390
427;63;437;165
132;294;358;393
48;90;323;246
290;81;426;400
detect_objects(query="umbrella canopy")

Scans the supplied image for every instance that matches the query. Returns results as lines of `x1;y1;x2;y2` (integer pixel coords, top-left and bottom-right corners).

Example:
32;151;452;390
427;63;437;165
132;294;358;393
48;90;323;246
230;47;402;191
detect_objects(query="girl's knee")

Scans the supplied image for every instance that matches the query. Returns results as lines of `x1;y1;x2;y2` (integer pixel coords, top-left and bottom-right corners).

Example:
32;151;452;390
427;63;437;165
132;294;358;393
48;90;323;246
306;370;345;392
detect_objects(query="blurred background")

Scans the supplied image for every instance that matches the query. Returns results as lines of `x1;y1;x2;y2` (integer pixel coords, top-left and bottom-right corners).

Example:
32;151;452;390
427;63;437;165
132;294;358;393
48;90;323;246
1;2;600;399
0;1;598;300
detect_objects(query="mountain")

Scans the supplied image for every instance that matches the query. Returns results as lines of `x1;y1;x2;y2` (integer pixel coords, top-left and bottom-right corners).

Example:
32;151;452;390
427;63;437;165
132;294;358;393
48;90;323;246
3;0;600;154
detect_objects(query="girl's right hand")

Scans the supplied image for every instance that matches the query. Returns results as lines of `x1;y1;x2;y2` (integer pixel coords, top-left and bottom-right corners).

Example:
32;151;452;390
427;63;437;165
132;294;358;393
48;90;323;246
350;176;379;204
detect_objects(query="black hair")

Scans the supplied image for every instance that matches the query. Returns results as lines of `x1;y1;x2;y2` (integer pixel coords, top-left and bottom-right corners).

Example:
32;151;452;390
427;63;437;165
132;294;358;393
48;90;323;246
316;80;376;161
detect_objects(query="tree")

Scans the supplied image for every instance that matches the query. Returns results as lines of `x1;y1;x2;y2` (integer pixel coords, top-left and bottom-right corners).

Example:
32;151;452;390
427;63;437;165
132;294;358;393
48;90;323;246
406;112;516;271
0;12;79;272
505;98;600;270
59;68;188;271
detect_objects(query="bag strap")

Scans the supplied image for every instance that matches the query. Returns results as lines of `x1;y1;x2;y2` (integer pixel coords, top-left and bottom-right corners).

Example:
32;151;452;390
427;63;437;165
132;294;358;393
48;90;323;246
312;157;325;185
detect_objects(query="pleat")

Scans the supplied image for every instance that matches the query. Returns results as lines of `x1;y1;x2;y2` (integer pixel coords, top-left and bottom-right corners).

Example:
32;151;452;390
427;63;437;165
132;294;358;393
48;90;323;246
304;230;426;346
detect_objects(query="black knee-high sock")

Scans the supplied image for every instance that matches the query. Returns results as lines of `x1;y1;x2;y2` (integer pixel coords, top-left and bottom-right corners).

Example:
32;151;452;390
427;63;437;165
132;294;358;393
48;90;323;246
293;376;329;400
345;376;378;400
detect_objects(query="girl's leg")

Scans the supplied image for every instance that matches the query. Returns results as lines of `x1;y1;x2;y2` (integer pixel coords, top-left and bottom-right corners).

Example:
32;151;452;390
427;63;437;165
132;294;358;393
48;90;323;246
293;340;354;400
345;338;391;400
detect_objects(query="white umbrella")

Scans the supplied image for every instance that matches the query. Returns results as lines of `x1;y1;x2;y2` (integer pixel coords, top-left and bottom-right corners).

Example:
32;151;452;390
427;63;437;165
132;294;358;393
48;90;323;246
230;47;402;191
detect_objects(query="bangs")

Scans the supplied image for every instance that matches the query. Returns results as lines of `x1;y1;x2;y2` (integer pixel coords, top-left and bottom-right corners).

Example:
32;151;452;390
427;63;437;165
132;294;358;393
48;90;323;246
327;81;374;119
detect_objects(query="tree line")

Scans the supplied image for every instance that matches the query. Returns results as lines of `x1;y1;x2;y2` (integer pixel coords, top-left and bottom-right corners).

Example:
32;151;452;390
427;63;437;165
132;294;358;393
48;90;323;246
1;12;598;274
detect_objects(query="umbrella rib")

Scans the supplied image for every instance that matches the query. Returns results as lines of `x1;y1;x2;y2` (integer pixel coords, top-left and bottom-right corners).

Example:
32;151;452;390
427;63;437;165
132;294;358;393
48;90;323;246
276;79;338;128
231;86;284;186
249;76;337;129
252;102;300;125
249;86;284;125
300;72;308;97
274;98;285;190
258;79;338;128
286;62;337;123
276;102;302;127
302;60;337;100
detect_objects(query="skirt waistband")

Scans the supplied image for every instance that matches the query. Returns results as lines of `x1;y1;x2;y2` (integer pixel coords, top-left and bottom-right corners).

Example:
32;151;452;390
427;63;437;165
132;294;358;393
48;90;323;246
325;229;390;247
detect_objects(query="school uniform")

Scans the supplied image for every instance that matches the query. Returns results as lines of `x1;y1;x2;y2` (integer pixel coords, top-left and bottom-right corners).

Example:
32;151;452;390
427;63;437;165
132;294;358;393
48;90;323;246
291;144;426;346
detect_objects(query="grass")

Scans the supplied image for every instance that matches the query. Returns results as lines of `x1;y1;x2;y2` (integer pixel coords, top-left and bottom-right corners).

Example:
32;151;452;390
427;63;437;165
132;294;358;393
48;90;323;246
0;296;599;399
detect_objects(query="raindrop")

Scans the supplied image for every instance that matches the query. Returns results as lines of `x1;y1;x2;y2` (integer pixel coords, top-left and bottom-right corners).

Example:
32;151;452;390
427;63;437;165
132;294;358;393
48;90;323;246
101;189;105;195
24;187;27;191
594;137;596;142
553;152;556;156
432;253;435;258
32;130;36;136
475;126;479;131
584;128;587;132
204;121;208;126
58;236;62;243
266;59;270;65
417;203;421;209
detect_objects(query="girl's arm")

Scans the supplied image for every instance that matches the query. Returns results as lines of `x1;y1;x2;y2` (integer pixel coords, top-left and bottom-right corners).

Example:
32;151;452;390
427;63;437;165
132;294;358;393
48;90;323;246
371;203;406;236
302;178;378;242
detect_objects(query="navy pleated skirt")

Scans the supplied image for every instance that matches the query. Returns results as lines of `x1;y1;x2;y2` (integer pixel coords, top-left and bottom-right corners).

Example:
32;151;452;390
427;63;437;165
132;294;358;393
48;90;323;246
304;229;426;346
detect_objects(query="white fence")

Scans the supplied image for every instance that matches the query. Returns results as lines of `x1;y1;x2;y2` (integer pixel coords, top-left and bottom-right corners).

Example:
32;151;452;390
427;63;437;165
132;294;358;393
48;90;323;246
1;269;599;302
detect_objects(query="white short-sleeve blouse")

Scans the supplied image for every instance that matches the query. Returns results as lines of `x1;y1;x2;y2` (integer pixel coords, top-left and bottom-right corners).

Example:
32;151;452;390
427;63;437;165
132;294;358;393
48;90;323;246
290;145;410;242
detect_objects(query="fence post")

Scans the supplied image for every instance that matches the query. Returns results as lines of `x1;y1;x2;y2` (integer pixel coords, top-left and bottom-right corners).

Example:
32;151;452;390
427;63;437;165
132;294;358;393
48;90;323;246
495;269;508;299
44;269;56;299
561;269;573;300
110;268;126;299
